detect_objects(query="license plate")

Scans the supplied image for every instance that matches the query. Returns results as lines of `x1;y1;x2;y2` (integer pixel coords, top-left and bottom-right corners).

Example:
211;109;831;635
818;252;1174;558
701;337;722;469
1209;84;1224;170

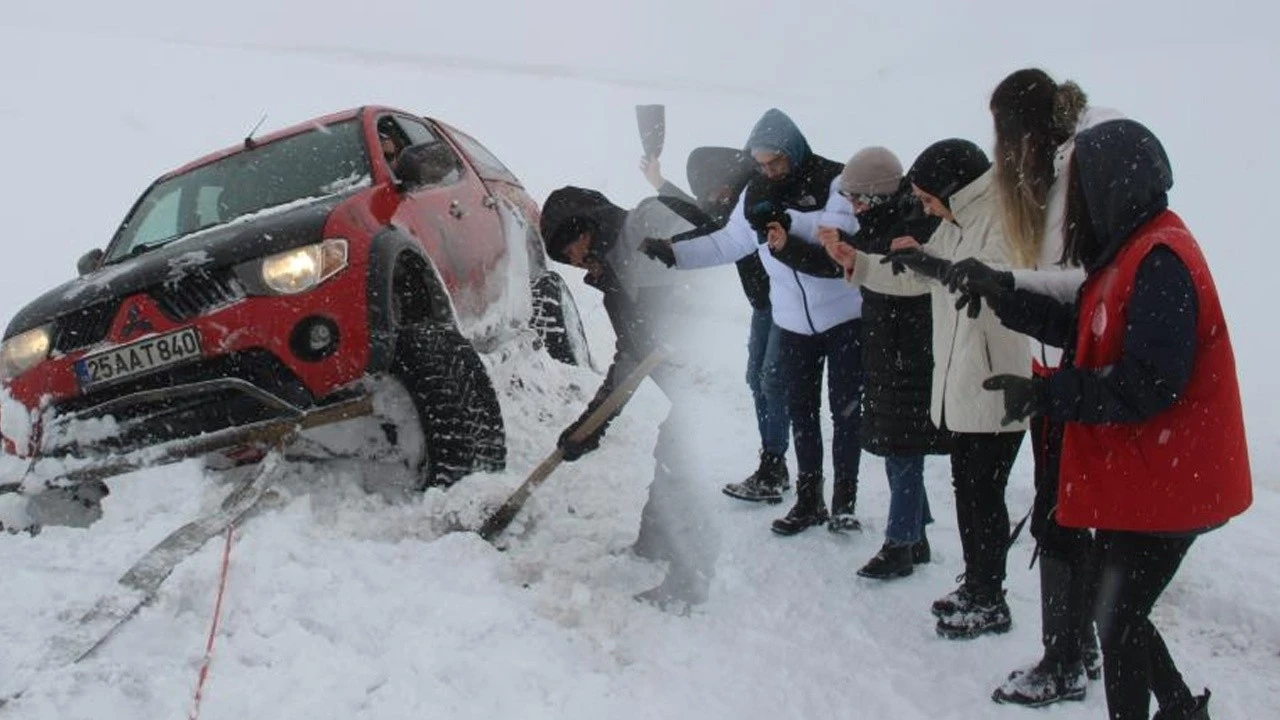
75;327;202;388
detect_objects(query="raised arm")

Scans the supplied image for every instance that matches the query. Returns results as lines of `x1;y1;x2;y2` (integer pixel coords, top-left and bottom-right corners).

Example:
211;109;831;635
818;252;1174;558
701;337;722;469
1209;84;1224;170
1042;248;1198;423
670;195;759;269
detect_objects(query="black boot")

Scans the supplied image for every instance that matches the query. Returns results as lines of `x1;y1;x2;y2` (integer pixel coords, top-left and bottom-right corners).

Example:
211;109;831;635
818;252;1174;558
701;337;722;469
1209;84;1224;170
912;529;931;565
771;472;828;536
931;575;974;618
993;554;1092;703
722;451;789;504
992;656;1087;707
1152;689;1211;720
936;584;1012;639
827;475;860;532
857;542;913;580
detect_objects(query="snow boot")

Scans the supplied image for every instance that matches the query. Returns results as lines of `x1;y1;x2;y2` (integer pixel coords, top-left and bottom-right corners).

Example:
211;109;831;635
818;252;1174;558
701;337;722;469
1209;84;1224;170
995;554;1094;702
722;451;789;504
931;575;974;618
826;475;861;532
912;531;931;564
771;472;828;536
1152;689;1212;720
857;542;914;580
936;585;1012;639
992;656;1087;706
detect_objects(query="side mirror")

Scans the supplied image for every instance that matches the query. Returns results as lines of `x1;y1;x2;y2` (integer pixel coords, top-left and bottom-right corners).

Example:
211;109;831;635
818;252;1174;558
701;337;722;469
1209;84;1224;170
393;142;462;190
77;248;104;276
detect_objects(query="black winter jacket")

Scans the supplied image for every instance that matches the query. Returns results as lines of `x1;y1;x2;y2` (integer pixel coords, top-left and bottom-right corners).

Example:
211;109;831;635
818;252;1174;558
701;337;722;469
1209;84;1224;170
770;183;951;456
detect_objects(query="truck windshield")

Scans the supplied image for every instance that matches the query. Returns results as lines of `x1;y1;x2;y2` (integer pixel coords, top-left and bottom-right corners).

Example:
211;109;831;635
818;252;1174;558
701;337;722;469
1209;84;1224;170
105;119;371;262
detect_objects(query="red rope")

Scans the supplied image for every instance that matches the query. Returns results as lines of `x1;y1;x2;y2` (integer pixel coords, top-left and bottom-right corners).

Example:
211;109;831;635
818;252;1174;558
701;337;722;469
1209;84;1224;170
188;523;236;720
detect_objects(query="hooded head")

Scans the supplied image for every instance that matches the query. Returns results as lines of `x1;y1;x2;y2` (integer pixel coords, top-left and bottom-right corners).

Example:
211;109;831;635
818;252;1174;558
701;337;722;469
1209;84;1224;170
907;139;991;210
744;108;811;182
686;146;755;223
1065;119;1174;270
539;186;628;266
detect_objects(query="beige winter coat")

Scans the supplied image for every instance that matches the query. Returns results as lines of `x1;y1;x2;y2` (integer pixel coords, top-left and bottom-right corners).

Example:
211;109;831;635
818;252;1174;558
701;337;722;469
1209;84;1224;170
848;169;1030;434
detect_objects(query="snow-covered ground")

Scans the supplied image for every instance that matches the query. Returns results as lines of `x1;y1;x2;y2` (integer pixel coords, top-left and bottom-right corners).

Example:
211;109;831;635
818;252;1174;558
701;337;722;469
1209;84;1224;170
2;2;1278;718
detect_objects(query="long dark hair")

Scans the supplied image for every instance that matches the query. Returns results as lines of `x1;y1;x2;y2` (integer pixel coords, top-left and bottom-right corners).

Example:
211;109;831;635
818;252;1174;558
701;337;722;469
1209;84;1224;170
1060;155;1099;270
990;68;1087;268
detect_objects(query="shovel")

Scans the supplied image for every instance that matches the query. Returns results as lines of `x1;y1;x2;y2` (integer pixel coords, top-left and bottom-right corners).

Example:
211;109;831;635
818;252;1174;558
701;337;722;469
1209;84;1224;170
477;346;667;543
636;104;666;160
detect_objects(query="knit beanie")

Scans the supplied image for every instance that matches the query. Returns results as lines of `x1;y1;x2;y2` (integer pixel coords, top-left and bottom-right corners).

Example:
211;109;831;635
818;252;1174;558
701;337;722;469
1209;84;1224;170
840;147;904;197
907;139;991;205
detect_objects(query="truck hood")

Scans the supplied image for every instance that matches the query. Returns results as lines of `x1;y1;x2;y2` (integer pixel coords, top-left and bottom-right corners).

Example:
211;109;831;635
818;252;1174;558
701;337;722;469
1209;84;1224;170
4;194;348;340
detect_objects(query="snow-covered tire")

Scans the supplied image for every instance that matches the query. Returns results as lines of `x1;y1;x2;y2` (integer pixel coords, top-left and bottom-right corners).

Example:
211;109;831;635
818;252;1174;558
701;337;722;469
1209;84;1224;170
531;271;592;367
390;321;505;488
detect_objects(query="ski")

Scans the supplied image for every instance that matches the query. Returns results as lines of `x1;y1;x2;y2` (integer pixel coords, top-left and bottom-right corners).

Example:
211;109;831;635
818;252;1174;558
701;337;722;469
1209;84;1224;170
0;452;284;710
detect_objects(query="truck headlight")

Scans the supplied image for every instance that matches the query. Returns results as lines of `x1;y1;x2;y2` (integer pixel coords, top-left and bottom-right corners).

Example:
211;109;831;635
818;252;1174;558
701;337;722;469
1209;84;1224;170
259;239;348;295
1;326;52;379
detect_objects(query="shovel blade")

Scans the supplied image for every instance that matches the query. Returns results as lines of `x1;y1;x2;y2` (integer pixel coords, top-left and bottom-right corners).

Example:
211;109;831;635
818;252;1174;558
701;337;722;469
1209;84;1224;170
636;104;665;159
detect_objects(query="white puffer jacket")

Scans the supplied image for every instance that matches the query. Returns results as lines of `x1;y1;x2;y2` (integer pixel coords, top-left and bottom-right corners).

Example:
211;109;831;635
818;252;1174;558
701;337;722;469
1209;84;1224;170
1008;105;1124;368
849;169;1029;434
671;176;861;335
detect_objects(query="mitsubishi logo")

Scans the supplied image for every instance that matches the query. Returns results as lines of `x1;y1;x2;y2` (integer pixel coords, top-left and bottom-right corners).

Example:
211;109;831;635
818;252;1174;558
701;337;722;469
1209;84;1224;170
120;302;154;340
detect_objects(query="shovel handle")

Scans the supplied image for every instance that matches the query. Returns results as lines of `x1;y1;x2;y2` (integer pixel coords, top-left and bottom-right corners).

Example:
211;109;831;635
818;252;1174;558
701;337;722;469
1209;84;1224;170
477;346;667;542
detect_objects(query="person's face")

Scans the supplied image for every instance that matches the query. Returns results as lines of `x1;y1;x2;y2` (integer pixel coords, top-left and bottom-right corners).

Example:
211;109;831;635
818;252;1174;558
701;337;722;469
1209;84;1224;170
752;150;791;181
562;232;594;269
912;184;953;221
380;135;399;161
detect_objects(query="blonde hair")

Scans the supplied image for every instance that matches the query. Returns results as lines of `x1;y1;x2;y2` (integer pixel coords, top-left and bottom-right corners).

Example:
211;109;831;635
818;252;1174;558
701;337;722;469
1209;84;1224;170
991;73;1088;268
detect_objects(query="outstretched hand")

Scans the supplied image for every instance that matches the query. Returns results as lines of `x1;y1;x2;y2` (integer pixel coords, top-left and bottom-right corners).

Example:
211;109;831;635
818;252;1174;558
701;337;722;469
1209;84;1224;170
639;237;675;267
944;258;1014;297
982;374;1041;427
826;240;856;274
880;247;952;281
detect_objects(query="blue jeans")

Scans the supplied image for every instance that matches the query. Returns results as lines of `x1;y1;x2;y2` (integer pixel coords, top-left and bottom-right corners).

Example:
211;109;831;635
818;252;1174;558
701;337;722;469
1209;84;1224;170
884;454;933;545
778;319;862;482
746;307;790;456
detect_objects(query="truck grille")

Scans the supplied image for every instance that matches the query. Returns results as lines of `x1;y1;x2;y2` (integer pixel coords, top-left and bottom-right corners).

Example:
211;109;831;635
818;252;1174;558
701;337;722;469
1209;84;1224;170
149;270;246;322
51;300;121;353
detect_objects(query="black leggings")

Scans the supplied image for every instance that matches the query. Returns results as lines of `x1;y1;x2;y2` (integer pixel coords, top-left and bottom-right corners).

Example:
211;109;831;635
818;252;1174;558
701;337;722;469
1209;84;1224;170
1093;530;1196;720
951;431;1024;589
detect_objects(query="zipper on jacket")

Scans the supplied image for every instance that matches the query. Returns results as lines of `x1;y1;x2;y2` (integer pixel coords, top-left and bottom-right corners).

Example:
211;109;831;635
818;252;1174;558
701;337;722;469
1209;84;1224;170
793;268;819;334
983;336;994;372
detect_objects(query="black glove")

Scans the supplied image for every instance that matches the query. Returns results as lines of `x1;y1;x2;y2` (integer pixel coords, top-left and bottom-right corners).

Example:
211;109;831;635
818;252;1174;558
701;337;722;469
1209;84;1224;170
638;237;675;268
744;201;791;234
558;418;605;462
954;292;985;319
944;258;1013;298
946;259;1014;319
880;248;952;281
982;374;1043;426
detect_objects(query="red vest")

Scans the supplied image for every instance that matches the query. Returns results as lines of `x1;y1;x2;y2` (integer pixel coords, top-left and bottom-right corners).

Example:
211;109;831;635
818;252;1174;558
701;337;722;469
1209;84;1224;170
1057;211;1252;532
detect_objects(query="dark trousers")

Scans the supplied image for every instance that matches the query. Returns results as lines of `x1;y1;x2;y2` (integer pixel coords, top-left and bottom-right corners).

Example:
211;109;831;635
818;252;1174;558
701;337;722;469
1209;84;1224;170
951;430;1024;589
1093;530;1196;720
778;319;863;505
746;307;790;456
1030;415;1096;662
